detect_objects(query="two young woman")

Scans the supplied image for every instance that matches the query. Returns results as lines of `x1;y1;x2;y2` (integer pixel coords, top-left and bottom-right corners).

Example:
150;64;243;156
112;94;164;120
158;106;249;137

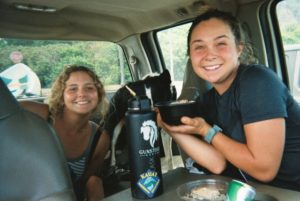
21;9;300;197
21;65;109;200
158;9;300;191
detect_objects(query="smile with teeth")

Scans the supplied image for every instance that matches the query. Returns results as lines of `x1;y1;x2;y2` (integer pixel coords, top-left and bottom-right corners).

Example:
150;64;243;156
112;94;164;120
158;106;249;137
203;64;221;71
75;100;90;105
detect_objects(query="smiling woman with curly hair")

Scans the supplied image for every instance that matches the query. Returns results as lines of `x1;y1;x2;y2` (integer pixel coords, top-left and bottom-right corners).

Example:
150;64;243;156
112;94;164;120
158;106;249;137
48;65;108;122
20;65;110;201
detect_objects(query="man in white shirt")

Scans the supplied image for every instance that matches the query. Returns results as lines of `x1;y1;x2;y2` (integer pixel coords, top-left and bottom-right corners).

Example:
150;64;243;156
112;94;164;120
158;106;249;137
0;51;41;97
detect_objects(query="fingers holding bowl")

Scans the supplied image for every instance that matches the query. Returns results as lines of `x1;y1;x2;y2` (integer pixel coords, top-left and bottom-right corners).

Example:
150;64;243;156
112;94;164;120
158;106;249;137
155;100;198;126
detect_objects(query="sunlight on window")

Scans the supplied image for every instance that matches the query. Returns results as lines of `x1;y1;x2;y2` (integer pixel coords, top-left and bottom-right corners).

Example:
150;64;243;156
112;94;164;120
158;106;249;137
277;0;300;102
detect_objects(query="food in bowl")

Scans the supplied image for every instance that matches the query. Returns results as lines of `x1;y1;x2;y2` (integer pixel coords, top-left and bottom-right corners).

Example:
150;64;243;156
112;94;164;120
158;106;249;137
177;179;228;201
155;99;197;125
189;186;226;200
170;99;190;105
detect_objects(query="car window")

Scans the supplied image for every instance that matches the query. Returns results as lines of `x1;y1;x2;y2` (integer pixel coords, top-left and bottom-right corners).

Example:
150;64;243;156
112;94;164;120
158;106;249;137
156;23;191;97
0;39;131;101
276;0;300;103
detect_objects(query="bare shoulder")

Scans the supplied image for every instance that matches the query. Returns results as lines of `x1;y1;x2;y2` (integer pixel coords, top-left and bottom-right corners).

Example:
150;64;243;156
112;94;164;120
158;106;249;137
19;101;50;120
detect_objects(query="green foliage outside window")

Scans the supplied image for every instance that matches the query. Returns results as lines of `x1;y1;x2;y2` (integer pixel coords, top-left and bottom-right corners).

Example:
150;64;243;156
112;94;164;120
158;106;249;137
0;40;131;88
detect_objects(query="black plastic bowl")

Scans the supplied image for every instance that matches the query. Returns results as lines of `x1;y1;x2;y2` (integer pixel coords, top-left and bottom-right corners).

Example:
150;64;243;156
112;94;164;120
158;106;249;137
155;100;197;125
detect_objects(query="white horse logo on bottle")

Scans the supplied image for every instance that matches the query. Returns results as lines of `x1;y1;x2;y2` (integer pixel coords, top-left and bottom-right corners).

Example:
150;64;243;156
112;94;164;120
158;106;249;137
140;120;158;148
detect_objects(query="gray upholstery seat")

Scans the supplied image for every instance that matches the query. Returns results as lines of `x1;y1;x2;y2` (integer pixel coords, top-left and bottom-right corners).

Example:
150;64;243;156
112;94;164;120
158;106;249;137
177;59;212;165
0;78;75;201
178;59;212;101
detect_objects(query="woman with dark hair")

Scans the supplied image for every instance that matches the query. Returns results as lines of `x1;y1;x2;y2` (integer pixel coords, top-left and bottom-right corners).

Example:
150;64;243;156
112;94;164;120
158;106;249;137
21;65;109;200
158;9;300;191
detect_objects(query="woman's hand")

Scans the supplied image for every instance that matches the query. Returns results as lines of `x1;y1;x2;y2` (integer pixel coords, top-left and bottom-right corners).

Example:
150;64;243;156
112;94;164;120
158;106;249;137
157;109;226;173
157;109;212;138
175;116;212;137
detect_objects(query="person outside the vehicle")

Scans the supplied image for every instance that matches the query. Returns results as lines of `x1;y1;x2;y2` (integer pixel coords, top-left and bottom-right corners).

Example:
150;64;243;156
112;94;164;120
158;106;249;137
0;51;41;97
157;9;300;191
20;65;110;200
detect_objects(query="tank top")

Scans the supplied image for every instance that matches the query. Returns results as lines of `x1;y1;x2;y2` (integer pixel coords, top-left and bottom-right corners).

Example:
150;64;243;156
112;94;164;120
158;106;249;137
48;116;99;181
67;121;98;181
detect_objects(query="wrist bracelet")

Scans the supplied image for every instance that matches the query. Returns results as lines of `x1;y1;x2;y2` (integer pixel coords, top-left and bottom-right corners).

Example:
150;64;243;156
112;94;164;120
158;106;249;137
204;124;222;144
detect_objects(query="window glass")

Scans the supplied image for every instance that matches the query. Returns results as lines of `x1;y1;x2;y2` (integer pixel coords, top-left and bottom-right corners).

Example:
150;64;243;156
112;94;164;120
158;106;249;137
157;23;191;96
0;39;131;100
276;0;300;103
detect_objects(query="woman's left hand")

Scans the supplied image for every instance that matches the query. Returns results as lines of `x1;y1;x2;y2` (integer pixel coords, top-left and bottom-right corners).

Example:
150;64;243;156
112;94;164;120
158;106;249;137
156;110;226;174
159;114;212;138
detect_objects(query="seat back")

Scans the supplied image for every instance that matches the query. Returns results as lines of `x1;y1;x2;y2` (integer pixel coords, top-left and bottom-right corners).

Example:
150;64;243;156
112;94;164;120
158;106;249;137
178;59;212;100
0;78;75;201
177;59;212;165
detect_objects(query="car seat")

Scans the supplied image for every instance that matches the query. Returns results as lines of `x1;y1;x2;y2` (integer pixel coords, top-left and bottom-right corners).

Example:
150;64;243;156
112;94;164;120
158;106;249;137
177;59;212;165
0;78;75;201
178;59;212;101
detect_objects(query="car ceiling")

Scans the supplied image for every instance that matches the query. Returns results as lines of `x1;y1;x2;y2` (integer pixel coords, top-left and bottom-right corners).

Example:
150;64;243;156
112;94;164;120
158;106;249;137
0;0;260;42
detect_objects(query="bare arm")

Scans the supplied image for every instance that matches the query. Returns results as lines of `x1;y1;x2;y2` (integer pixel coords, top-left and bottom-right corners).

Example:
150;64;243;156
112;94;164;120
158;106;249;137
178;117;285;182
19;100;50;120
211;118;285;181
158;113;226;174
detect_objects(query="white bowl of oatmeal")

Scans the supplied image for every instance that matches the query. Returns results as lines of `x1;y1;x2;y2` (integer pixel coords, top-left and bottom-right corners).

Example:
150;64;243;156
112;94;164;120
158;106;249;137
176;179;228;201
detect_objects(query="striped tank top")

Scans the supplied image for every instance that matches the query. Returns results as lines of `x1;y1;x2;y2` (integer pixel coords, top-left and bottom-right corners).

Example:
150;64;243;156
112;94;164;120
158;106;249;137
67;121;98;181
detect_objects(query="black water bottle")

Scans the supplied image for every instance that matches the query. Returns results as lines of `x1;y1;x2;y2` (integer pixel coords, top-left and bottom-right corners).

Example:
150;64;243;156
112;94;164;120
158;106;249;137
125;95;163;199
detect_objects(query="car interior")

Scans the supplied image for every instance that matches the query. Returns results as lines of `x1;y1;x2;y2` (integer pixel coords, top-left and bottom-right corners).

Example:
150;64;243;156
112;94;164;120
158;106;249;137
0;0;299;200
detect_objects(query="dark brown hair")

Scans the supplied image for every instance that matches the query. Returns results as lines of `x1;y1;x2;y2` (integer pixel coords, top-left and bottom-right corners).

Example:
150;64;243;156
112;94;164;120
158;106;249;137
187;8;257;64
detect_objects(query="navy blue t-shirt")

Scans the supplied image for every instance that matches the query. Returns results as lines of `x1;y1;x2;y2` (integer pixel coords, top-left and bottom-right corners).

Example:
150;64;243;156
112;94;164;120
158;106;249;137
198;64;300;191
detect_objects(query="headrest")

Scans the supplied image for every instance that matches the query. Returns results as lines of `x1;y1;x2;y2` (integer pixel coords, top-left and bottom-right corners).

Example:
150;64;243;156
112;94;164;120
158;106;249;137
0;78;20;119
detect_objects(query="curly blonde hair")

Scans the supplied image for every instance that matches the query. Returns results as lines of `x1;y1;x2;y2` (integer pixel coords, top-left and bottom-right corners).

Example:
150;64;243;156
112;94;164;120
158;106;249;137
48;65;108;122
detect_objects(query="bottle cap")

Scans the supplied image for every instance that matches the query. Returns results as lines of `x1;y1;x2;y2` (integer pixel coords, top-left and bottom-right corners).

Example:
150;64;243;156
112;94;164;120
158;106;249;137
128;95;152;111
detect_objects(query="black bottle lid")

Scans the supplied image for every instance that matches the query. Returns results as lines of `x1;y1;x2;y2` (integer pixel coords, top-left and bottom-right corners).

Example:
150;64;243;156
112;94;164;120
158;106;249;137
128;95;152;111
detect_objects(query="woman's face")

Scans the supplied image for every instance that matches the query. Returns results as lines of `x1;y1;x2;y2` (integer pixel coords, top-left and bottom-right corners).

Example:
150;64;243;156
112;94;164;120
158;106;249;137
189;18;242;93
63;71;99;115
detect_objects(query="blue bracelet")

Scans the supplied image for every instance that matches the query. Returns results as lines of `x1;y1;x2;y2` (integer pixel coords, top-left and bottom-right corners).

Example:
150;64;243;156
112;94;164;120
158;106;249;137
204;124;222;144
